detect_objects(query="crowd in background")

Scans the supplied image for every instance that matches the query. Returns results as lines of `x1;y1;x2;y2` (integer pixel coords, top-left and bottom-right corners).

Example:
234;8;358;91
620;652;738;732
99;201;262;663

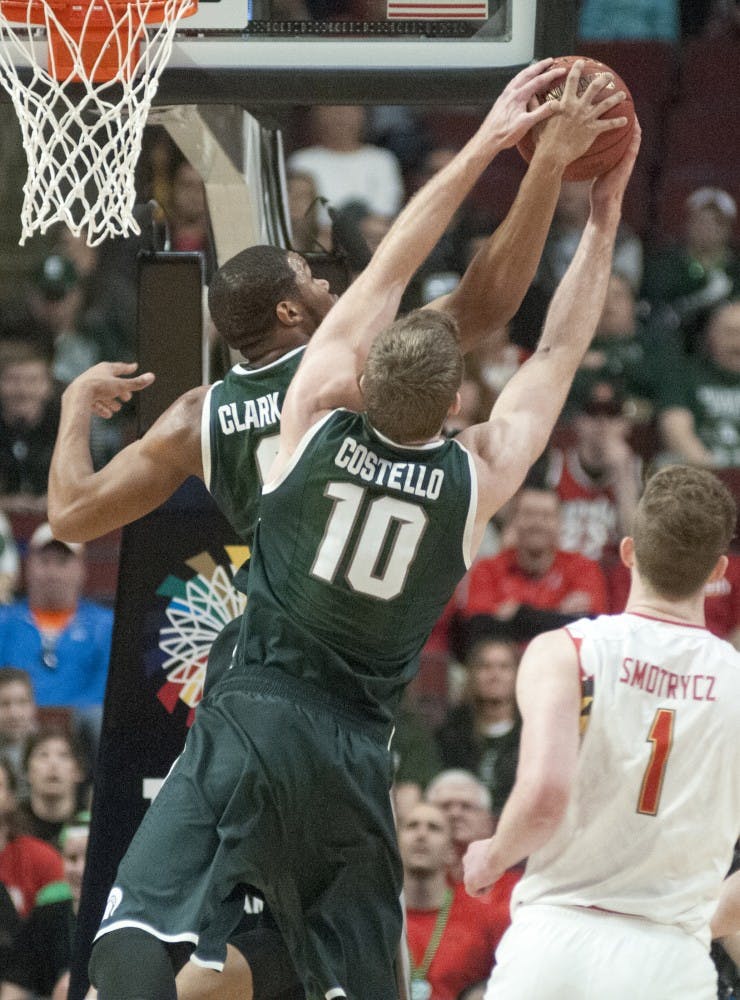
0;0;737;997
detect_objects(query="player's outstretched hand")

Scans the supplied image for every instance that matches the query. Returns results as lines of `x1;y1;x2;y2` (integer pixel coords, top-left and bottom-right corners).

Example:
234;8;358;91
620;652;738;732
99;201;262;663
534;59;630;168
590;119;642;219
64;361;156;420
480;58;567;151
463;837;499;898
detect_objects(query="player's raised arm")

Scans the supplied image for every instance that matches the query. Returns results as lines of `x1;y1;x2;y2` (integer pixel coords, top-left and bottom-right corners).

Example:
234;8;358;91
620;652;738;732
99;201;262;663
463;627;581;896
48;363;204;542
457;121;641;526
428;60;630;350
272;60;566;462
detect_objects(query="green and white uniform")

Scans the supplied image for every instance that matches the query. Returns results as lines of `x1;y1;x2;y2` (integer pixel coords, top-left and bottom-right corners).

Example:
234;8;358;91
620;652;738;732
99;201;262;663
201;346;305;693
203;346;304;546
97;408;478;1000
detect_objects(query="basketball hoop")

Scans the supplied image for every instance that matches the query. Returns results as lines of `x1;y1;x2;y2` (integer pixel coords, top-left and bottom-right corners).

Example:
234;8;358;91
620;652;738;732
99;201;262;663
0;0;197;245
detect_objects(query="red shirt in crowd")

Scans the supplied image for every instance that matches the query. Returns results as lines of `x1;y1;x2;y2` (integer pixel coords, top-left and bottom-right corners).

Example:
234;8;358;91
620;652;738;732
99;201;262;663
461;548;608;618
0;834;64;917
548;447;629;562
406;871;521;1000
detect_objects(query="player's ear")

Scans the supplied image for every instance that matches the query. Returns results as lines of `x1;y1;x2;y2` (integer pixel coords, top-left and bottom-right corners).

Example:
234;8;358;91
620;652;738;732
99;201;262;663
448;391;462;418
707;554;729;585
276;298;303;326
619;536;635;569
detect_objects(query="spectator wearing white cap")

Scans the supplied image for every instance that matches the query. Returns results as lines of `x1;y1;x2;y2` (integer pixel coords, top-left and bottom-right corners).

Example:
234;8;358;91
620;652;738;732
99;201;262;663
0;524;112;744
642;186;739;353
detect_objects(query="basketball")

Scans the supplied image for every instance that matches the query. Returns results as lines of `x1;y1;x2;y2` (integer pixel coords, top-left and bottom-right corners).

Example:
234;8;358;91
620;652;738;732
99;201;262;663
517;54;636;182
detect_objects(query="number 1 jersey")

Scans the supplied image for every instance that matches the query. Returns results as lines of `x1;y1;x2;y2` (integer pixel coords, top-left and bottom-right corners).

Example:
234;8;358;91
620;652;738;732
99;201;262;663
513;612;740;944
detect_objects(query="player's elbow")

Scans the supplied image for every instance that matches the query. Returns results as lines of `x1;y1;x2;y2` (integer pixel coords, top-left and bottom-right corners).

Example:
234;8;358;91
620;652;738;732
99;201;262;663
47;499;92;544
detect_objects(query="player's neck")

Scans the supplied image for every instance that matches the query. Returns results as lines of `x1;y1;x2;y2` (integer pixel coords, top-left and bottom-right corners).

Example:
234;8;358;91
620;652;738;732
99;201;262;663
625;584;706;627
242;329;310;368
404;870;449;910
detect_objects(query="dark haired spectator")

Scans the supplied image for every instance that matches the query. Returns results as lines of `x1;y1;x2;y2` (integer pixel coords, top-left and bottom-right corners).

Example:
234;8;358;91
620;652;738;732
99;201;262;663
17;730;86;847
0;342;59;514
657;299;740;466
0;523;113;749
0;670;37;794
1;811;89;998
642;187;740;354
335;199;394;256
548;382;643;563
436;639;521;816
0;756;64;919
458;486;609;622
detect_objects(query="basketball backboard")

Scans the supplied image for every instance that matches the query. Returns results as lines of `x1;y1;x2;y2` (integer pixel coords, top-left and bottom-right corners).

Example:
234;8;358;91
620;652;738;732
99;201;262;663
164;0;575;104
3;0;575;106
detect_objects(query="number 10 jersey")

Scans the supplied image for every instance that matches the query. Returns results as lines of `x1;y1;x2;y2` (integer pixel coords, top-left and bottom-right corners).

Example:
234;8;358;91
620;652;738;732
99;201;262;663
234;408;477;725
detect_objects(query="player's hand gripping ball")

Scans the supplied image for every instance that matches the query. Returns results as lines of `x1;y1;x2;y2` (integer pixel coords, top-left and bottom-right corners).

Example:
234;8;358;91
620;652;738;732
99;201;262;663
517;54;636;181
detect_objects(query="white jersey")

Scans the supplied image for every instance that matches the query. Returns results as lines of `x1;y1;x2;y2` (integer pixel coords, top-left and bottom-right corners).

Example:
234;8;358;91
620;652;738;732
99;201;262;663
513;612;740;945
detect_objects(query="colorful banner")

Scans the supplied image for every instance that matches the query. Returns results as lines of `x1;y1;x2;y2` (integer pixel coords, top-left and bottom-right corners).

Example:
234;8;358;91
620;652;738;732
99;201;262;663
69;480;245;999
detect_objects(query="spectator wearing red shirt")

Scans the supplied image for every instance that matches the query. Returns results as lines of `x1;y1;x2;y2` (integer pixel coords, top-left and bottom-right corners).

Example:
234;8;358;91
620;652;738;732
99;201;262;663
401;801;512;1000
460;486;608;620
0;756;64;918
425;770;495;886
547;383;642;563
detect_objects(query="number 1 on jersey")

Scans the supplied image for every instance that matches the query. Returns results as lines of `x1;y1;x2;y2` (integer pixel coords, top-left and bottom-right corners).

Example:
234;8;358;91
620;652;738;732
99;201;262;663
637;708;675;816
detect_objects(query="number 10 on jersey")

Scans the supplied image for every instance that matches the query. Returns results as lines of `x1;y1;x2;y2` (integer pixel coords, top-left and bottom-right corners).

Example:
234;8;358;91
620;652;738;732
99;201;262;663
311;481;429;601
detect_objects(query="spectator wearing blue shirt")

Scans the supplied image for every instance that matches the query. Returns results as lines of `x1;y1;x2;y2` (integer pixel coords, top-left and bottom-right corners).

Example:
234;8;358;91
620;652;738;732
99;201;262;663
0;523;112;746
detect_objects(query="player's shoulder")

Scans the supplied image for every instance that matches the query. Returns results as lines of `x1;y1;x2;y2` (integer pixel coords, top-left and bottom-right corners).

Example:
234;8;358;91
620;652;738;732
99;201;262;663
565;612;628;642
170;384;209;417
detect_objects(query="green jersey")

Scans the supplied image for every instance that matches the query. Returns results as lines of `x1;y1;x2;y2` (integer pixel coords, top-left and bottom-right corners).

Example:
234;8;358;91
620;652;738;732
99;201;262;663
237;408;477;723
202;346;305;544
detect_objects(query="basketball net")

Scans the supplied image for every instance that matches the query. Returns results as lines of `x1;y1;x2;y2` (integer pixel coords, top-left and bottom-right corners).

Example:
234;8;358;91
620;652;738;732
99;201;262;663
0;0;196;245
